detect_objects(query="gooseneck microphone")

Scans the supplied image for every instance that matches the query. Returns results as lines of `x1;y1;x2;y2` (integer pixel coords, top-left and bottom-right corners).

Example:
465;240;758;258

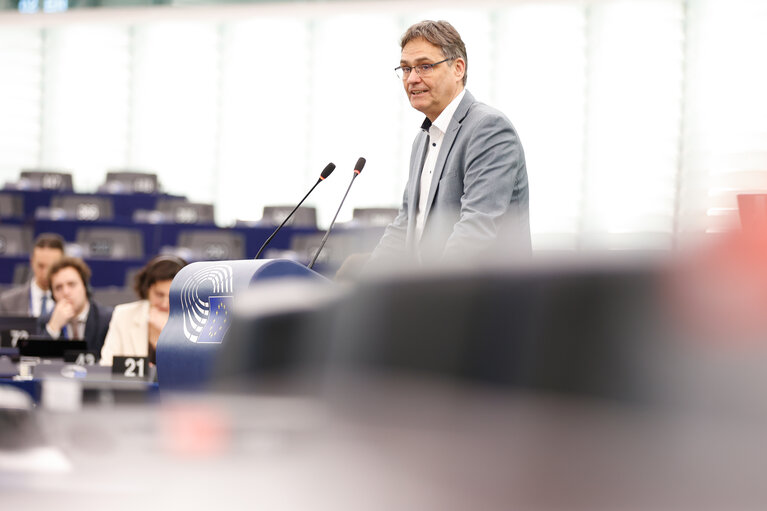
255;162;335;260
308;157;366;269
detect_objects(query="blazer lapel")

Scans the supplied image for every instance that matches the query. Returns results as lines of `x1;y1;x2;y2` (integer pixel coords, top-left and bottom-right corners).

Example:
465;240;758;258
83;305;97;351
423;91;474;223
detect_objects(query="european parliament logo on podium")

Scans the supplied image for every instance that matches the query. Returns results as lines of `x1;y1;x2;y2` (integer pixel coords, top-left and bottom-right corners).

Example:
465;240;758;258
180;263;234;344
197;296;233;344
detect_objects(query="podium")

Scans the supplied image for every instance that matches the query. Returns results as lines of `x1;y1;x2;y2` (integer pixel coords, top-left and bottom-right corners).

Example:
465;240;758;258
156;259;325;390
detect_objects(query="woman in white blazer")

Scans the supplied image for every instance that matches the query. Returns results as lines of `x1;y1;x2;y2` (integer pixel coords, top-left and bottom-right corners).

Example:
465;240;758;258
100;255;186;366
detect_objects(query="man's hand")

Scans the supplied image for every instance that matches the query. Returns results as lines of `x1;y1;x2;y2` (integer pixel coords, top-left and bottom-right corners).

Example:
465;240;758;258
48;300;75;333
335;252;371;283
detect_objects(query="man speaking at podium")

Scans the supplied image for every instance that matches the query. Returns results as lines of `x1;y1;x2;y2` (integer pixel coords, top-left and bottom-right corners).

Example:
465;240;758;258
367;20;529;269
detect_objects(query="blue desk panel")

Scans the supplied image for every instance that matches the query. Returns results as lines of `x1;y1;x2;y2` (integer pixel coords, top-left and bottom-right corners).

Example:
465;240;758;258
3;189;184;220
155;224;321;257
3;216;324;286
0;376;159;404
34;219;158;258
34;220;320;259
85;258;148;287
0;256;28;284
0;255;146;287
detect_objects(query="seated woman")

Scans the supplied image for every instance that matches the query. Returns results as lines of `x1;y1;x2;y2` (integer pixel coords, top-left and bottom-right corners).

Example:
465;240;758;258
100;255;187;366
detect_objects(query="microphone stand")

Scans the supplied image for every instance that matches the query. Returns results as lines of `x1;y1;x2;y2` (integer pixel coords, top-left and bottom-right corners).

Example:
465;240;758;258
309;158;365;269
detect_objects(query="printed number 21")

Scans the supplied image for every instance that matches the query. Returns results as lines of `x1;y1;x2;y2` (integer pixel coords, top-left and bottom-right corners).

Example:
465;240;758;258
124;358;145;377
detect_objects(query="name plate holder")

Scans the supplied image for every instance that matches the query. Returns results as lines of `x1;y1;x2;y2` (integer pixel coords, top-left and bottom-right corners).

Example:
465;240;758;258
112;356;152;379
64;351;97;366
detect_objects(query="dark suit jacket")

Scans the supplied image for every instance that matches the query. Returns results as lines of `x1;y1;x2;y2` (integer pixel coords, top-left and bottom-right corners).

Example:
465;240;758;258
38;301;114;359
370;90;530;265
0;282;32;316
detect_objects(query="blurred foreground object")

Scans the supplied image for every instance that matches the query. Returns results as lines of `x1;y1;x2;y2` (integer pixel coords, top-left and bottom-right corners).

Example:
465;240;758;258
217;247;767;417
737;193;767;234
669;194;767;346
5;240;767;509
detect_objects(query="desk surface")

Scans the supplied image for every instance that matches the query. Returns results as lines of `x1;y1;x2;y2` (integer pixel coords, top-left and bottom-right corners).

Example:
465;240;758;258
1;358;157;404
2;189;184;220
0;384;765;509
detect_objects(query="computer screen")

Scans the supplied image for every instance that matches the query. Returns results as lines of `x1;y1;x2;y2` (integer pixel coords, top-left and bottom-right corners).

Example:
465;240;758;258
16;337;88;358
0;316;38;348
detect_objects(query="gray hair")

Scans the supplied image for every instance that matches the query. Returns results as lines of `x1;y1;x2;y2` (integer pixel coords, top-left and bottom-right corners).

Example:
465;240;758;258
401;20;467;85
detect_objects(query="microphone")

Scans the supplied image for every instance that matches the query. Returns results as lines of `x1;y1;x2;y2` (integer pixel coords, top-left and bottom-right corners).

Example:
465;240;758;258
308;157;366;269
255;162;335;260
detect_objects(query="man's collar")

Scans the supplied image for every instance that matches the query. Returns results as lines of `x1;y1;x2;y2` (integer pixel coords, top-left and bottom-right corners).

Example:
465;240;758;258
31;280;48;295
76;302;90;323
419;89;467;133
432;89;466;133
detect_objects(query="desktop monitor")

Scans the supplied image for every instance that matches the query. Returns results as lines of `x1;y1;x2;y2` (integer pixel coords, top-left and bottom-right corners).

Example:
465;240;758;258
0;316;39;348
16;338;88;358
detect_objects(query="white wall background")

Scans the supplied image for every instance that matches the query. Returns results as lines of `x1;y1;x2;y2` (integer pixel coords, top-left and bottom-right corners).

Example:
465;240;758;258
0;0;766;250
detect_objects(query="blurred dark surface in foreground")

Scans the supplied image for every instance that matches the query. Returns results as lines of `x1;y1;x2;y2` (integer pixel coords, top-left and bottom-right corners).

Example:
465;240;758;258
4;230;767;509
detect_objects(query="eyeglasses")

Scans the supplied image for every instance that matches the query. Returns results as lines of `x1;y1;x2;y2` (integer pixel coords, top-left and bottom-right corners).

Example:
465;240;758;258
394;58;454;79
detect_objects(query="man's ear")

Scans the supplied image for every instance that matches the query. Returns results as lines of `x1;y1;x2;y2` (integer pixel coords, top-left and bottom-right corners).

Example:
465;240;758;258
453;58;466;82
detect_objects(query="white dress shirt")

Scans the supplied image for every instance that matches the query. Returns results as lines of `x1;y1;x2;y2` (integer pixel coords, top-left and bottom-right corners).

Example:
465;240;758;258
70;304;89;339
416;89;466;240
29;281;52;317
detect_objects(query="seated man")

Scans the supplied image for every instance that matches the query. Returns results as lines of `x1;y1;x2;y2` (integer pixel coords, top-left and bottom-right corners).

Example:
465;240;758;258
0;233;64;317
39;257;113;358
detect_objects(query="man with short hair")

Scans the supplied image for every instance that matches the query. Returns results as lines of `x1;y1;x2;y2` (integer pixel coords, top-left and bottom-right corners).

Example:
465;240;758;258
39;257;113;357
0;233;65;317
369;20;529;266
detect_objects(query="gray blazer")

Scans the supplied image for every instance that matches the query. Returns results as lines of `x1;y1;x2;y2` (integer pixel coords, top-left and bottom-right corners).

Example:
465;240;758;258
370;90;529;265
0;282;32;316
